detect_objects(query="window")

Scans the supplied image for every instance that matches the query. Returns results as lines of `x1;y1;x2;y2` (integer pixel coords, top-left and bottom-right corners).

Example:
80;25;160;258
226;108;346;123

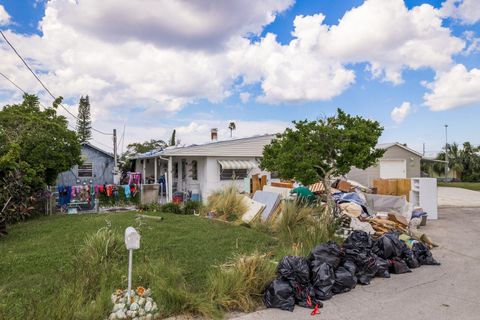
181;159;186;180
78;162;93;177
174;162;178;179
220;169;248;180
191;160;198;180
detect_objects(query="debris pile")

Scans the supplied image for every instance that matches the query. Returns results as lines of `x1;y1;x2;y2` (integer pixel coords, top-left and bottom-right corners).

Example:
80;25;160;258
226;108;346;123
264;230;440;312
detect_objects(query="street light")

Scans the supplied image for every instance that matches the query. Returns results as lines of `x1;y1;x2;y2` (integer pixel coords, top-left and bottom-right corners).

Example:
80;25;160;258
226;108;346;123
444;124;448;182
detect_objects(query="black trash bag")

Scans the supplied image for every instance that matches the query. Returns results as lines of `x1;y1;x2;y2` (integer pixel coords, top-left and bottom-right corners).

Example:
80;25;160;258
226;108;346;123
263;279;295;311
308;241;342;269
310;261;335;300
291;283;324;309
342;231;378;285
356;256;379;285
412;242;441;266
342;259;357;275
401;246;420;269
277;256;311;286
343;230;374;252
374;256;391;278
332;266;357;294
373;232;404;259
389;258;411;274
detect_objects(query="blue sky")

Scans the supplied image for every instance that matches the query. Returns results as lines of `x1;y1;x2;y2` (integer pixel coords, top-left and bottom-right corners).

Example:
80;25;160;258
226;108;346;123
1;0;480;155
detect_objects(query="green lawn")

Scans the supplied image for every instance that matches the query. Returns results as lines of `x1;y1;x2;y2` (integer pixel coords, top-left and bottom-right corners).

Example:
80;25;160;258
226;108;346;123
438;182;480;191
0;212;279;319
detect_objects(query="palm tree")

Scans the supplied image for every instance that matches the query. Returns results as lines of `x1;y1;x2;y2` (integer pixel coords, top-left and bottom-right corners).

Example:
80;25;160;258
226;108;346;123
228;121;236;138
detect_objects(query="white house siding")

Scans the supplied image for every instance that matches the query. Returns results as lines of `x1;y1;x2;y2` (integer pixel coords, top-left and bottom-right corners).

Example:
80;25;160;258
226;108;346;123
347;144;421;187
201;157;271;199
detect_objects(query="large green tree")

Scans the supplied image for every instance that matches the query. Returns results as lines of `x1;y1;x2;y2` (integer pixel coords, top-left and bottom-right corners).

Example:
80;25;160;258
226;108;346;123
0;94;82;223
433;142;480;181
118;139;168;177
76;95;92;143
260;109;384;187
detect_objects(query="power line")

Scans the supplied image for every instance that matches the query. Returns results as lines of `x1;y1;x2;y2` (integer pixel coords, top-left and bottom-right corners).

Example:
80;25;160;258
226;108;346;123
0;70;112;151
0;71;26;94
0;30;112;136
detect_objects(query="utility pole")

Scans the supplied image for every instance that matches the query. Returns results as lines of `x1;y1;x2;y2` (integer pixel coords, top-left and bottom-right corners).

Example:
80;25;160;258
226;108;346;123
113;128;118;184
423;143;425;156
444;124;448;182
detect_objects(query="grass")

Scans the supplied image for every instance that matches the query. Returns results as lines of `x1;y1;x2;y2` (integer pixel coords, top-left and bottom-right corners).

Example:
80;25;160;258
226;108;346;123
274;201;336;256
438;182;480;191
206;185;247;221
0;211;279;319
207;253;277;312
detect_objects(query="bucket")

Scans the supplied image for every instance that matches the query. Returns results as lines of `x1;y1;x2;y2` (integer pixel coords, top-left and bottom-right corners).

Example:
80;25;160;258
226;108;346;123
191;193;201;201
172;192;184;204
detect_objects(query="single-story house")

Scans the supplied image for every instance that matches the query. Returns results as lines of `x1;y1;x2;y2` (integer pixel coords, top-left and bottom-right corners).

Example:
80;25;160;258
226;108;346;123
346;142;422;187
56;142;114;186
130;134;275;202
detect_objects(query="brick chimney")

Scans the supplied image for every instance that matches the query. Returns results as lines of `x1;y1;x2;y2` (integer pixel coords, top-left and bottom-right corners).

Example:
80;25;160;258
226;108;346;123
211;128;218;141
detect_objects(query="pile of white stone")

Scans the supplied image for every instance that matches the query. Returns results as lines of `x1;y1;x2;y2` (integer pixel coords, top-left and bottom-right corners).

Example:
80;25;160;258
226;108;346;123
108;287;160;320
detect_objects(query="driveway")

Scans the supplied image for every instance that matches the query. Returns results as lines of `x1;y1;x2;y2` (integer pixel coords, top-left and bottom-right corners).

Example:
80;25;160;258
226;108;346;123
438;187;480;207
232;207;480;320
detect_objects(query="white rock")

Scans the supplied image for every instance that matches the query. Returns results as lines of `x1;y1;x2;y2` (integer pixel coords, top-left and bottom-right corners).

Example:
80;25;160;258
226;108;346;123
144;301;153;313
138;297;146;306
145;314;153;320
108;312;117;320
138;308;146;316
151;302;158;312
113;303;125;312
153;313;160;320
115;309;127;319
130;302;139;311
127;310;138;317
143;289;152;297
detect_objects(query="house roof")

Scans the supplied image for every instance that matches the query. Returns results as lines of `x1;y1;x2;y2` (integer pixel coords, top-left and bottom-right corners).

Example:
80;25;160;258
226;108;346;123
377;142;423;157
82;142;114;159
131;134;276;159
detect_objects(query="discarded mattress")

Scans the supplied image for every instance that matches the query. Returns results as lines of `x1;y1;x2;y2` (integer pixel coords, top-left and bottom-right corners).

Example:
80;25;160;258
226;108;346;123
365;194;409;217
241;196;265;223
263;185;292;199
253;191;281;222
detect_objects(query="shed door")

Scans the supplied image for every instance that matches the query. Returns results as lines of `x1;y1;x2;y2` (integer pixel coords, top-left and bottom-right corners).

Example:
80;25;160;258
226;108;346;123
380;160;406;179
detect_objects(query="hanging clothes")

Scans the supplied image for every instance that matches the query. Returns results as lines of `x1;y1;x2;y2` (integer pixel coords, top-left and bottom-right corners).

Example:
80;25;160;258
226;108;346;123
99;185;105;194
106;185;113;197
123;185;131;199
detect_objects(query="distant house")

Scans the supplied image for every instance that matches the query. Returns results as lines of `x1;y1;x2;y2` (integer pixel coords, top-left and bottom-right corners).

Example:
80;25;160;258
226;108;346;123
347;142;422;187
56;142;114;186
130;133;275;202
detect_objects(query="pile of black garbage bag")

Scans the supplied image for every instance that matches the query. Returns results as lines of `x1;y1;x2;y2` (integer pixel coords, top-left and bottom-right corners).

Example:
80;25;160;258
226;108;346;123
263;230;440;312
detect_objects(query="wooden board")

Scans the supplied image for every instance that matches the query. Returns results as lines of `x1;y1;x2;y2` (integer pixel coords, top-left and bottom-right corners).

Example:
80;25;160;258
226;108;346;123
373;178;411;199
271;181;294;188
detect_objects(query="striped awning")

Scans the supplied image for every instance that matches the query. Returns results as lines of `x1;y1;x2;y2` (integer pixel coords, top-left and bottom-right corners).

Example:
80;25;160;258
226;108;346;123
218;160;258;170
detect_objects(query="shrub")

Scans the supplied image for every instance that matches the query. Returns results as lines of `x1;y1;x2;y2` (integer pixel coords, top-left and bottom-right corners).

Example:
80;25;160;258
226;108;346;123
138;202;163;212
206;185;247;221
275;200;336;256
161;202;182;214
182;200;203;215
207;253;276;312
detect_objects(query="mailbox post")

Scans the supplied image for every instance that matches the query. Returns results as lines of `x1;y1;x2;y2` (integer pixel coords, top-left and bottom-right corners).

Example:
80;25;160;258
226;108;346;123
125;227;140;304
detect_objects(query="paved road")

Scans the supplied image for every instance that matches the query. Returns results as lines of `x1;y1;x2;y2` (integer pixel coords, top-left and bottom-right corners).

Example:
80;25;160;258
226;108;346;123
438;187;480;207
232;207;480;320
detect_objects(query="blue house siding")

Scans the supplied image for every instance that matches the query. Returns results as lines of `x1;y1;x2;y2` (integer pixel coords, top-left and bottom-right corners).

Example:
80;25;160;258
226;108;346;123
56;144;114;186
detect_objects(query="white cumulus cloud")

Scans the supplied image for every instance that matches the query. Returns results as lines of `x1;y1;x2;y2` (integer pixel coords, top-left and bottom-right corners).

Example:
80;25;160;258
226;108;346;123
423;64;480;111
0;5;11;26
441;0;480;24
53;0;293;50
390;101;411;124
